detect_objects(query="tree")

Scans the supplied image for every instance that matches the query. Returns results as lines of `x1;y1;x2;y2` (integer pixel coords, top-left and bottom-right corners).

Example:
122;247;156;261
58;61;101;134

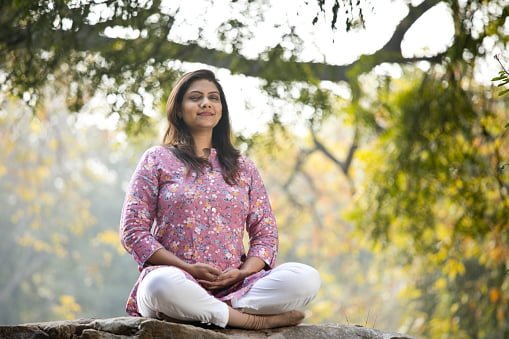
2;0;509;336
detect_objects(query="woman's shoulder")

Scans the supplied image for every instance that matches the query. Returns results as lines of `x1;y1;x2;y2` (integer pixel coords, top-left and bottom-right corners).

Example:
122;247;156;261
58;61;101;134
238;153;252;165
144;144;171;156
237;154;259;173
140;145;179;164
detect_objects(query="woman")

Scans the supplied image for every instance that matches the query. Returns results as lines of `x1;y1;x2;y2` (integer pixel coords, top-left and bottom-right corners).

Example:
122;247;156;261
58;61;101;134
120;69;320;330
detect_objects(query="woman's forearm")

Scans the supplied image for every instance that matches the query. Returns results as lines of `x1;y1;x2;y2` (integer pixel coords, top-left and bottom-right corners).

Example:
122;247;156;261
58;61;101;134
147;248;191;271
239;256;265;277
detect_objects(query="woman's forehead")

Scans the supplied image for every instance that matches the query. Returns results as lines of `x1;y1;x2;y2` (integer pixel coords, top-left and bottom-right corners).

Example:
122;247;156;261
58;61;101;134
186;79;219;93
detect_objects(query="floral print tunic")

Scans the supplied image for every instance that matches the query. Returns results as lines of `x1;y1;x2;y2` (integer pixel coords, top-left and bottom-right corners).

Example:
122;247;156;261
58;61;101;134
120;146;278;316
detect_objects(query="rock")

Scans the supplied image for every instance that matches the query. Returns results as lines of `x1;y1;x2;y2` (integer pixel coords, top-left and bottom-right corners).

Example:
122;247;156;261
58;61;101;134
0;317;414;339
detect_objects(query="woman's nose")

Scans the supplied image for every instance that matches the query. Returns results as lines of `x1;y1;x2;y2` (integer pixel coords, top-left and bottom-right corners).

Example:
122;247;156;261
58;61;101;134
201;98;211;107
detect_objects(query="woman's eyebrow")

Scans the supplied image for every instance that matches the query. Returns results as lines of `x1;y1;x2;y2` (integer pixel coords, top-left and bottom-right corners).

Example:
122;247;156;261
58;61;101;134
188;90;220;94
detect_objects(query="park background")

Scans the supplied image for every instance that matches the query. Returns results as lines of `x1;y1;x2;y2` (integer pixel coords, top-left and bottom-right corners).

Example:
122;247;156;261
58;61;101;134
1;0;508;338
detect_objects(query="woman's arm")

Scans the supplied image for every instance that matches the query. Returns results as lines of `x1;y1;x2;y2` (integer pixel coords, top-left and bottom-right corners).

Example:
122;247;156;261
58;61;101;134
120;148;164;267
244;158;278;268
239;256;266;276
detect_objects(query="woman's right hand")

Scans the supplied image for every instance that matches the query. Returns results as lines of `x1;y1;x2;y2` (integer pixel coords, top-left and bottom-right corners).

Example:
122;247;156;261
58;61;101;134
148;249;221;282
187;263;221;282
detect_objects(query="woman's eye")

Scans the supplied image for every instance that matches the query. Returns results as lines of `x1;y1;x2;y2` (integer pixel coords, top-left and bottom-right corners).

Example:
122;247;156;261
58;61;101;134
210;96;220;101
190;96;201;101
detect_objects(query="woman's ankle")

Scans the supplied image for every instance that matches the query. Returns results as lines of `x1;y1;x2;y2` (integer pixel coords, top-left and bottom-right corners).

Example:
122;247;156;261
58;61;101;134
227;308;305;330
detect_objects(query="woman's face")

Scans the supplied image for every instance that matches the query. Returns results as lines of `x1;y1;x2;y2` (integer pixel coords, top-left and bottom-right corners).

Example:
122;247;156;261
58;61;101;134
180;79;222;134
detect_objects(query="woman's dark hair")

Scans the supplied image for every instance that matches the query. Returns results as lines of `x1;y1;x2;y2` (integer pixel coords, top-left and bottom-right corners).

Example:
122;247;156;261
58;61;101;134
162;69;240;184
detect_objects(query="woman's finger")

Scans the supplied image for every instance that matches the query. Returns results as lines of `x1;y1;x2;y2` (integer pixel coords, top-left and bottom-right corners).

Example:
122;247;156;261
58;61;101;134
208;267;221;275
208;272;219;281
198;278;233;290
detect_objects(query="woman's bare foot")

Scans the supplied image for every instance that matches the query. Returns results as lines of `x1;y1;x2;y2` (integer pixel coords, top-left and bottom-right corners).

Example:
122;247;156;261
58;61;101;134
263;310;305;329
228;308;305;330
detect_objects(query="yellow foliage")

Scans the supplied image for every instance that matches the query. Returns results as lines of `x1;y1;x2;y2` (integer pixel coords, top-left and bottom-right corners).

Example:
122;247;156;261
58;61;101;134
454;179;463;190
95;230;124;254
320;271;336;284
444;259;465;280
436;223;451;245
35;106;47;121
390;225;410;248
52;295;81;320
462;238;481;258
70;205;96;235
309;299;335;320
51;234;68;257
488;243;505;263
16;186;36;202
433;277;447;291
398;285;422;300
3;138;15;155
277;236;291;254
17;233;68;257
33;166;50;181
396;172;407;190
30;218;41;229
31;203;41;216
355;148;384;168
29;118;42;133
49;138;58;151
421;228;434;244
296;244;308;258
40;192;55;206
0;164;6;177
17;234;52;253
428;316;464;339
434;247;448;263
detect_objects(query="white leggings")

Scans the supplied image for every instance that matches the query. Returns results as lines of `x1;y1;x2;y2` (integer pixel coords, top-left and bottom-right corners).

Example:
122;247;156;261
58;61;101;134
136;262;321;328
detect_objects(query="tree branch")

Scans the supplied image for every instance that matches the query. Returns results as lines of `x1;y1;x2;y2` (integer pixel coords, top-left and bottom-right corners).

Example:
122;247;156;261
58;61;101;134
2;0;445;85
282;148;316;191
310;125;358;194
377;0;442;56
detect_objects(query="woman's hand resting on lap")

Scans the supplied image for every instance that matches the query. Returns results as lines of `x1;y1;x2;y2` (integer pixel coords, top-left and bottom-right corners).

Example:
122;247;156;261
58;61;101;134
187;263;222;282
198;267;247;290
188;257;264;290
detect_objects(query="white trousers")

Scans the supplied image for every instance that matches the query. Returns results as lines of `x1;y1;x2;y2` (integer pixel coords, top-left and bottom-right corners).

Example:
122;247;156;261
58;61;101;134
136;262;321;328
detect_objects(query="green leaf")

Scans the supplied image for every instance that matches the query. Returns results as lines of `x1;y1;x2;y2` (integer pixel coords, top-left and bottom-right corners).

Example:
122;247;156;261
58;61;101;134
499;88;509;96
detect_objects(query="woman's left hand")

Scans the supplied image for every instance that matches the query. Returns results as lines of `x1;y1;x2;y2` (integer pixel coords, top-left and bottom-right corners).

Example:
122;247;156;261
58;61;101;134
198;268;246;290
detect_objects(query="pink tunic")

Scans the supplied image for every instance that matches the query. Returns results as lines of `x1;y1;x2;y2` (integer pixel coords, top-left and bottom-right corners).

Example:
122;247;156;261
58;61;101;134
120;146;278;316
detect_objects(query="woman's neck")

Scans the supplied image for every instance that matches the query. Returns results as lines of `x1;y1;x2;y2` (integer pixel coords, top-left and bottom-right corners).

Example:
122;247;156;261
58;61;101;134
192;132;213;157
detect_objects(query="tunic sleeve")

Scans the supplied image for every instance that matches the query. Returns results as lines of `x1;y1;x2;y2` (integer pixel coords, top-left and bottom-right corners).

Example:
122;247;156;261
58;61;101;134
120;147;164;268
245;159;278;268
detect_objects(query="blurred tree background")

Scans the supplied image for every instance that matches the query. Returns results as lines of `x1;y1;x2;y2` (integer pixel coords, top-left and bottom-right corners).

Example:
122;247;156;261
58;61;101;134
1;0;508;337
